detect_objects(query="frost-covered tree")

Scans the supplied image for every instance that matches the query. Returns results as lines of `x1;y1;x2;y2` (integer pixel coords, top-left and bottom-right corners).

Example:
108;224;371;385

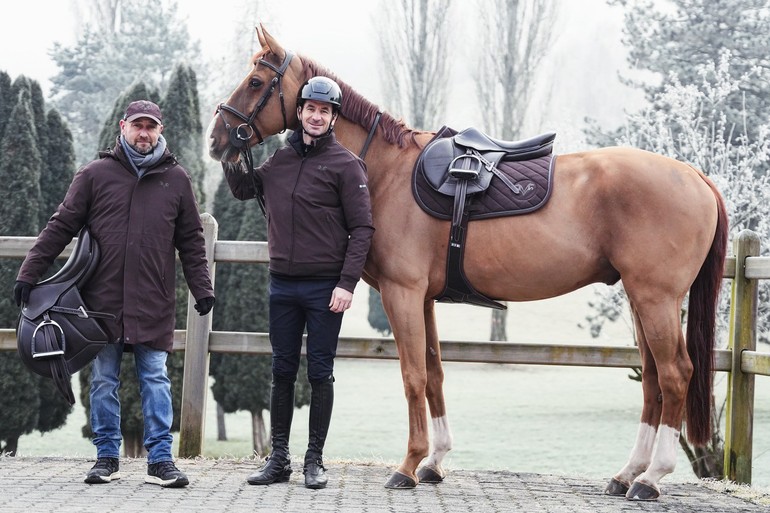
50;0;199;164
582;53;770;479
589;0;770;147
584;56;770;344
612;0;770;136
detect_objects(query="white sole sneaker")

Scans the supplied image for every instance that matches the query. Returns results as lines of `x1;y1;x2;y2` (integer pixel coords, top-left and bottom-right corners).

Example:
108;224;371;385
84;471;121;484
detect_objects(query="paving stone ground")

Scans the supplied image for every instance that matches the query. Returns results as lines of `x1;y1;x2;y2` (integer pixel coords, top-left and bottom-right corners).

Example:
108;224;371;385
0;457;768;513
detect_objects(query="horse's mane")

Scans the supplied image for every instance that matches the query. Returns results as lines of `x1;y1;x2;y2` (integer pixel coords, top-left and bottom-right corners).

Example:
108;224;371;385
300;57;422;149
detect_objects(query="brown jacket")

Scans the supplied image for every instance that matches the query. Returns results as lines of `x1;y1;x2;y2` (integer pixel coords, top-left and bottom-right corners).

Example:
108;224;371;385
17;140;213;352
224;130;374;292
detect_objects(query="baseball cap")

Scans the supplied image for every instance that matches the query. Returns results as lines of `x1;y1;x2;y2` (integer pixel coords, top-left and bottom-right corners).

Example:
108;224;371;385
123;100;163;124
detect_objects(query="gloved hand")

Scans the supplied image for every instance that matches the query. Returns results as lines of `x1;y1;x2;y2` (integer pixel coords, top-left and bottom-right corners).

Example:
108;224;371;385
13;281;33;306
194;296;215;316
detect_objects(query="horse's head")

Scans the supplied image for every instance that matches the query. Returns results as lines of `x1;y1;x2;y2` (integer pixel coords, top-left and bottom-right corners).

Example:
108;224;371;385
207;25;304;163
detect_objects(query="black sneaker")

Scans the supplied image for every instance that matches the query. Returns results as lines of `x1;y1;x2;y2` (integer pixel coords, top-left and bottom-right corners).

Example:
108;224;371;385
145;460;189;488
84;457;120;484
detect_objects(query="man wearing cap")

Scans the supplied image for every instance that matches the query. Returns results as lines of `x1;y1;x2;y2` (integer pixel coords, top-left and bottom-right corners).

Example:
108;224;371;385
14;100;215;488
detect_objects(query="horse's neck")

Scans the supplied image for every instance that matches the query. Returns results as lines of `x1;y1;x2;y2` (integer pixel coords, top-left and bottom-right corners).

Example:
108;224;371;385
334;118;372;160
334;116;429;174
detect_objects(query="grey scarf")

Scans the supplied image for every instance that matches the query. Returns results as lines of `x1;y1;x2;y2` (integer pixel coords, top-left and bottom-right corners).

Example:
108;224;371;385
120;134;167;177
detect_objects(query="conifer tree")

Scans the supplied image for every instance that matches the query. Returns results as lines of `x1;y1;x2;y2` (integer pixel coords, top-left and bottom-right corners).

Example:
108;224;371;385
11;77;48;170
163;64;206;204
162;65;207;334
0;71;13;140
0;88;44;454
41;110;76;234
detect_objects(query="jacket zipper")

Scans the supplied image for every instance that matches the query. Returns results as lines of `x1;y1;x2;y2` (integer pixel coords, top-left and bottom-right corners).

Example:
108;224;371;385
289;157;307;274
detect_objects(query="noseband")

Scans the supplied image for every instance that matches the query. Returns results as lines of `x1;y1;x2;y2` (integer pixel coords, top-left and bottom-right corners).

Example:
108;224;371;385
216;50;295;149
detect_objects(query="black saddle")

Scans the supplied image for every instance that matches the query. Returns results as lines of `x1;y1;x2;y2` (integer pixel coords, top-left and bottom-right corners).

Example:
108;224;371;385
413;126;556;310
16;227;115;405
420;127;556;197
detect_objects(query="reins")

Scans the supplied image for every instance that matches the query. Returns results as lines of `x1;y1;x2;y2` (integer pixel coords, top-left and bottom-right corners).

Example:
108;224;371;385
358;111;382;160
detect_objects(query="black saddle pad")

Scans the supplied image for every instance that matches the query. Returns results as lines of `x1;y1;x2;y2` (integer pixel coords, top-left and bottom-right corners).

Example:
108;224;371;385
412;129;555;220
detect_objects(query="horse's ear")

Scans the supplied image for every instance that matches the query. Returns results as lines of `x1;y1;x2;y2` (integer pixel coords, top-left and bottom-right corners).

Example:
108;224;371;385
256;24;267;48
257;24;286;61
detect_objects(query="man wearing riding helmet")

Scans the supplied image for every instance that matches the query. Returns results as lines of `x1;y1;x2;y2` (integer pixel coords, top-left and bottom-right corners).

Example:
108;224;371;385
223;76;374;489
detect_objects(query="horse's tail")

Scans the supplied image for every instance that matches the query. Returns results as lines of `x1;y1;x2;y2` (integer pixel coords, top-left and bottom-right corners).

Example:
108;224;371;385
685;177;729;445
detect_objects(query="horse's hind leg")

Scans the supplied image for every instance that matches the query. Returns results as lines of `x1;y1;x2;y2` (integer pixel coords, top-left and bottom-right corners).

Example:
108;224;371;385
416;301;452;483
606;304;662;495
613;297;692;501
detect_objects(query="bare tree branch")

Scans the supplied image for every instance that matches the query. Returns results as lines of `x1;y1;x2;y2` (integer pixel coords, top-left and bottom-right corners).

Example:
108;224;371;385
475;0;558;139
376;0;455;130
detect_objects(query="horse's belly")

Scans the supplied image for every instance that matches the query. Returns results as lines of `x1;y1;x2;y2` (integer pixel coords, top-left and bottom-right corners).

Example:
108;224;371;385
462;223;615;302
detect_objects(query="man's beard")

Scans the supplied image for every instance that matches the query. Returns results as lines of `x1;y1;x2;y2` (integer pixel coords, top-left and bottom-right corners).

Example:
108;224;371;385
129;142;153;155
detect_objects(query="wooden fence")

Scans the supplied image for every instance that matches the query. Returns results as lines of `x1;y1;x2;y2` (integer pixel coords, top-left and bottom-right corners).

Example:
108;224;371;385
1;213;769;484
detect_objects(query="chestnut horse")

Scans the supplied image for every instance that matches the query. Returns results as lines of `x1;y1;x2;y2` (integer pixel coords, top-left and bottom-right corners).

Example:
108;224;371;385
206;26;728;501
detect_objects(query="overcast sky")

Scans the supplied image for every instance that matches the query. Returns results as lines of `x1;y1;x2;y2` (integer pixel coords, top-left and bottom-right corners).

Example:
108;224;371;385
0;0;645;151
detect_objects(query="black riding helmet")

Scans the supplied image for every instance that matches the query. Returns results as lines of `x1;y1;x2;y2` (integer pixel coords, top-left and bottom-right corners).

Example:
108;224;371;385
297;76;342;112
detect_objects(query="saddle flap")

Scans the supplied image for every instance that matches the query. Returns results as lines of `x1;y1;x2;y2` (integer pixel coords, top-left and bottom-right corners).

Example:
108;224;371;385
419;138;495;196
24;227;99;319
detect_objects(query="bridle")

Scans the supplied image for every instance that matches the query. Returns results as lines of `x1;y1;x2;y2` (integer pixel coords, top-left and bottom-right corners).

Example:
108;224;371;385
216;50;294;217
216;50;295;152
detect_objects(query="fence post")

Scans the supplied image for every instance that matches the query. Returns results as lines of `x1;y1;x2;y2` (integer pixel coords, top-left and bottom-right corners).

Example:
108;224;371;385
178;213;218;458
723;229;759;484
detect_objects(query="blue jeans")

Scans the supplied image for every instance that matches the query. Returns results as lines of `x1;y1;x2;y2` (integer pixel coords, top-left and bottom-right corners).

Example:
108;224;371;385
269;276;343;383
90;342;173;464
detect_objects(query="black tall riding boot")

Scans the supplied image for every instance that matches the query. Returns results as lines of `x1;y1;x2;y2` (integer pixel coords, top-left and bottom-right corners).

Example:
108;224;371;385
304;375;334;489
247;377;295;485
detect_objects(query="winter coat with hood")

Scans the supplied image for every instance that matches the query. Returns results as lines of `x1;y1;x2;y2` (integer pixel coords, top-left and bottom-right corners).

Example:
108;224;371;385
17;139;214;352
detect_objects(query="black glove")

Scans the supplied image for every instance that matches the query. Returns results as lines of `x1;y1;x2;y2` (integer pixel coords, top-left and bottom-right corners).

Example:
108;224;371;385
13;281;33;307
194;296;215;316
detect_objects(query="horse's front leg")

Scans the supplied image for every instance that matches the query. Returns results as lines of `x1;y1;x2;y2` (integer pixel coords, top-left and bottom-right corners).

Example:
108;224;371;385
416;300;452;484
380;284;430;489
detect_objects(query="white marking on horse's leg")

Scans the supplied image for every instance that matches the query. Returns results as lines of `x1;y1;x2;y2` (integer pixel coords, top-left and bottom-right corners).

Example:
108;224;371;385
423;415;453;473
614;422;657;485
635;425;680;488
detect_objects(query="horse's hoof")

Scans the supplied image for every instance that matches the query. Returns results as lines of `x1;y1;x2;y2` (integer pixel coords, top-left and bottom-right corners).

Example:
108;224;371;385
416;465;445;484
626;481;660;501
604;477;629;496
384;471;418;489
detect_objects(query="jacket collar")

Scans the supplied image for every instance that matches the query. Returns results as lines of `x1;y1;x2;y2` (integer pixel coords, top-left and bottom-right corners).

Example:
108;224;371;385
288;129;336;157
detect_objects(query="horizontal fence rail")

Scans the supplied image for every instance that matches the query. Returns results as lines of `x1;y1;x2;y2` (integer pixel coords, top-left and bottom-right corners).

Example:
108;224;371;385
1;220;768;486
0;329;739;370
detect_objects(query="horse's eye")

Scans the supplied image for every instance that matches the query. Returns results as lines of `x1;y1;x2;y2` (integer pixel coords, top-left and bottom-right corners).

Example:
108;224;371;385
249;77;263;89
